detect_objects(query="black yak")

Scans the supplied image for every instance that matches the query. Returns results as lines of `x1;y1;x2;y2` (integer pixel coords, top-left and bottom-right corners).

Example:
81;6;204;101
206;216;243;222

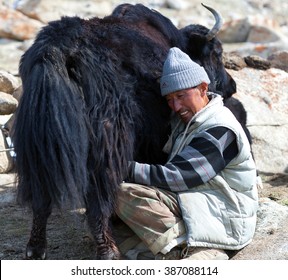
13;3;243;260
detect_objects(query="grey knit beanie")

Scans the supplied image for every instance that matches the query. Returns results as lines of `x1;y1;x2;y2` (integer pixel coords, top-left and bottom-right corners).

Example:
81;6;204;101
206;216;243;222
160;47;210;96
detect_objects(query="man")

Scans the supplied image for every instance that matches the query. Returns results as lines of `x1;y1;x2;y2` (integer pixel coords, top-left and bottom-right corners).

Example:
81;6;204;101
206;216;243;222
116;47;258;260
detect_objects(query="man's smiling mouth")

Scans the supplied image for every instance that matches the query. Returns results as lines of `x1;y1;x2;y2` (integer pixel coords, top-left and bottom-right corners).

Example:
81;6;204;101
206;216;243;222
180;110;189;116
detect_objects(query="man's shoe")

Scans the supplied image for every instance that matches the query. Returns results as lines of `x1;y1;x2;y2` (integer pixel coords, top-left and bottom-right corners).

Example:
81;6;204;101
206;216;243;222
155;247;182;260
181;247;229;260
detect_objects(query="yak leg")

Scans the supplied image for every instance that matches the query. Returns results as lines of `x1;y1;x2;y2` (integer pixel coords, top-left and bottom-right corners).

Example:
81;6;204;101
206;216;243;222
26;201;52;260
86;195;120;260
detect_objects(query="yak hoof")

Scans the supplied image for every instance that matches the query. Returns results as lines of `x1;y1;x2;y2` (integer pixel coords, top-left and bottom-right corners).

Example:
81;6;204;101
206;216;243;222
97;245;121;260
26;243;47;260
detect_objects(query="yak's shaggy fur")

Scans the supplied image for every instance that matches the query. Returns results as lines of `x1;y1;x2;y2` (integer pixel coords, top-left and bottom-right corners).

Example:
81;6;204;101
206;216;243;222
13;4;241;259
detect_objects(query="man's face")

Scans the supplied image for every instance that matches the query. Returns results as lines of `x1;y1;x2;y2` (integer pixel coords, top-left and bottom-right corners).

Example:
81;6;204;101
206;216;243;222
165;83;209;123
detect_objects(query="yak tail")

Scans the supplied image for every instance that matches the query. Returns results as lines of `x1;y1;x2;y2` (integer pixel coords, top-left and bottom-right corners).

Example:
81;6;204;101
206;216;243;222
13;47;90;210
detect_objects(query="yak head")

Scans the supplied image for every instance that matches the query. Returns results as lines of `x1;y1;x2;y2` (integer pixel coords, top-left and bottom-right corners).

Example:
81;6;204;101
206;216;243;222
180;4;236;99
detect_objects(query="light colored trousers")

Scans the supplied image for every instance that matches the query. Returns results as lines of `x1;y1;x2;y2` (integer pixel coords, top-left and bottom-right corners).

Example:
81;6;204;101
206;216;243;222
116;183;186;255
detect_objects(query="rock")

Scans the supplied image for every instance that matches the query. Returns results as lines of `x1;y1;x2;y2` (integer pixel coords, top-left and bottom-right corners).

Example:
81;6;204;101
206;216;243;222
1;86;22;132
218;18;251;43
219;16;282;44
220;15;288;59
0;3;44;40
164;0;189;10
247;25;280;43
223;52;247;70
268;51;288;72
244;55;271;70
0;70;20;94
12;85;23;102
256;198;288;235
228;67;288;174
232;198;288;260
0;92;18;115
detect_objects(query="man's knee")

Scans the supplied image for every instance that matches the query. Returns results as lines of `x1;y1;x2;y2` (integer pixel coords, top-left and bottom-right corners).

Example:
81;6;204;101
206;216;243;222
119;183;138;199
117;183;142;210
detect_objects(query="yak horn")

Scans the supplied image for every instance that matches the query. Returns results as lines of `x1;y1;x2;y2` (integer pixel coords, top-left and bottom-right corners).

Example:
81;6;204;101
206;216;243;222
201;3;223;41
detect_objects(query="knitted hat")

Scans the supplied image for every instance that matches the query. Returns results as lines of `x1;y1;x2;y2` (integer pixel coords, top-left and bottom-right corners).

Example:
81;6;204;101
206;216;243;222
160;47;210;96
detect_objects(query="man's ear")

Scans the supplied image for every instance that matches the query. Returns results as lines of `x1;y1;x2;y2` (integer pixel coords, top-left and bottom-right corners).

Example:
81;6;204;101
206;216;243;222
199;82;209;96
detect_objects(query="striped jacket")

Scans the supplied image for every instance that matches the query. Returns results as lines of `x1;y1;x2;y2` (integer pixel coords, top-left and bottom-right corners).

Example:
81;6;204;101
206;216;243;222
129;126;238;192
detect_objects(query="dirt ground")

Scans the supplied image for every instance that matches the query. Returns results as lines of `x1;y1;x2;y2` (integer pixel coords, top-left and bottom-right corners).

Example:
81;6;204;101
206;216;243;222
0;171;287;260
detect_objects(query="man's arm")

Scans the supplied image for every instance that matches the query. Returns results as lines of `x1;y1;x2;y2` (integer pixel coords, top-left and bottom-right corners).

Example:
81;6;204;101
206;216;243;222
127;126;238;192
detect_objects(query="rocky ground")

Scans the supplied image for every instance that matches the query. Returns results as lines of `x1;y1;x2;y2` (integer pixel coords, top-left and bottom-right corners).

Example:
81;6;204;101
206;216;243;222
0;0;287;260
0;171;287;260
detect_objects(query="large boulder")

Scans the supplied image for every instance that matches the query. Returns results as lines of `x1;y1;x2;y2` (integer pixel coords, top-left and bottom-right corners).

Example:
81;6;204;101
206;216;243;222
0;3;43;40
228;67;288;174
219;16;288;59
232;197;288;260
0;70;20;94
